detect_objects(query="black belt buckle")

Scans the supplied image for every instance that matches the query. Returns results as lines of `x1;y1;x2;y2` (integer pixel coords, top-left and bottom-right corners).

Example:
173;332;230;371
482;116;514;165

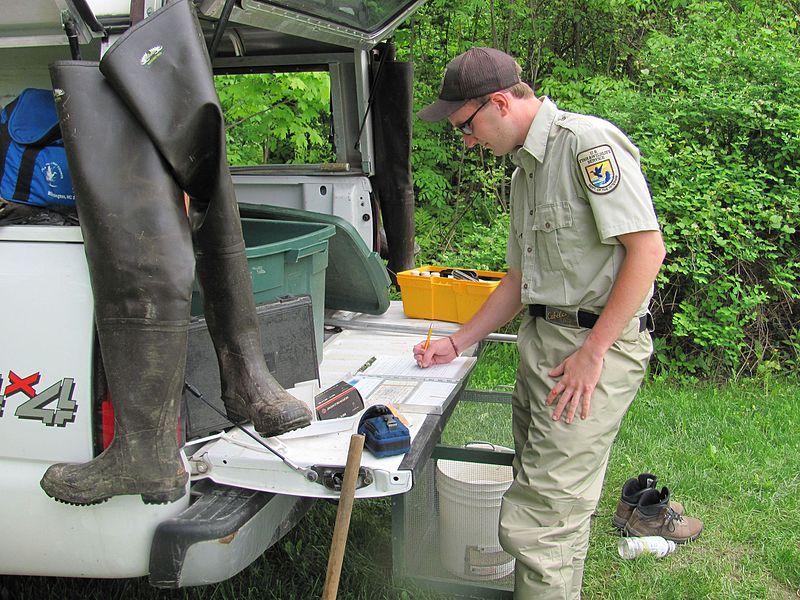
529;304;597;329
544;307;581;328
529;304;582;328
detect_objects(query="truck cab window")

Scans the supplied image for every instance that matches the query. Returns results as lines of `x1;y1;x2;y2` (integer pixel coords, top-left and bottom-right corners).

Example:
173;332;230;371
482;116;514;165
249;0;413;32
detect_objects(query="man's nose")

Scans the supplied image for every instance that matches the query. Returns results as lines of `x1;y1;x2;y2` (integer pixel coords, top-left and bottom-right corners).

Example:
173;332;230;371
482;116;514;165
463;133;478;148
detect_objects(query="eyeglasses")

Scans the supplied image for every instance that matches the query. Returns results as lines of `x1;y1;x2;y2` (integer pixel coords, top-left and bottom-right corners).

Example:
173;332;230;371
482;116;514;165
455;99;490;135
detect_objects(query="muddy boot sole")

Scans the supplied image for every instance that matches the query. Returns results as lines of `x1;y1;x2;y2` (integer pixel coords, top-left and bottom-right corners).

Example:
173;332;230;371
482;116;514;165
42;478;188;506
225;398;311;438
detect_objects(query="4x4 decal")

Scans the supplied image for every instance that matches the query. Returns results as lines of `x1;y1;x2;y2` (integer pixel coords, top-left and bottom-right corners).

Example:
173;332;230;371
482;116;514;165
1;370;78;427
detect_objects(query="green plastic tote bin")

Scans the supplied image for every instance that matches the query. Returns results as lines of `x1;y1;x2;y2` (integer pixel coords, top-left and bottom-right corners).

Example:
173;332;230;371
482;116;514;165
191;218;335;359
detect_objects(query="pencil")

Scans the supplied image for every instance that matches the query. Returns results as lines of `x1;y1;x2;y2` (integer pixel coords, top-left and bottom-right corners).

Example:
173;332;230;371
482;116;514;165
423;323;433;351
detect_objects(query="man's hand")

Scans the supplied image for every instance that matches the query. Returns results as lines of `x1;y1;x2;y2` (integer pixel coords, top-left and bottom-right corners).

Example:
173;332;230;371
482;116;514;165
413;337;457;368
544;230;665;423
545;345;604;423
411;268;524;370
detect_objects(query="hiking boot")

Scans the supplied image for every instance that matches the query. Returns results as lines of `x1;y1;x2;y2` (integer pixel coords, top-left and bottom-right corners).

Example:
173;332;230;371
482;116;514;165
613;473;684;529
624;487;703;543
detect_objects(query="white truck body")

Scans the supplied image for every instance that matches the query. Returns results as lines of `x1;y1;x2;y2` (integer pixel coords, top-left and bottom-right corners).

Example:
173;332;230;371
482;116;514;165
0;0;426;587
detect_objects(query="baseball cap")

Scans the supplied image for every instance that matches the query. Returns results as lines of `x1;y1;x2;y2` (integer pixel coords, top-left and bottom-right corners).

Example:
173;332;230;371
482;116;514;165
417;47;522;122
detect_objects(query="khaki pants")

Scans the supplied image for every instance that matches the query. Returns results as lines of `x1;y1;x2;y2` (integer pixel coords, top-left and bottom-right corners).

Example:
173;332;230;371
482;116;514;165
498;314;653;600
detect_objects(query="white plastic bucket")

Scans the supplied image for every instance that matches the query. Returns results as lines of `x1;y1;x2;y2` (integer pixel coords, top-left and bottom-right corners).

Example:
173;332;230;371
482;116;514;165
436;442;515;580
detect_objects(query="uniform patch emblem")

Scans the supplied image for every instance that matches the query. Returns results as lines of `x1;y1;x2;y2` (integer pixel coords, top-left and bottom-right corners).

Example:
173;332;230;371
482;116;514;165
577;145;620;194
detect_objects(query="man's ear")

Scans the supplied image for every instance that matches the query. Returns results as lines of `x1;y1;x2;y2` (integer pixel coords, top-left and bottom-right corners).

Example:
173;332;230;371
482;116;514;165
491;91;512;116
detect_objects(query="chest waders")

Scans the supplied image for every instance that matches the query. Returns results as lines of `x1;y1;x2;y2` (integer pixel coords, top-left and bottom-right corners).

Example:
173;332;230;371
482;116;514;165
99;0;311;437
40;0;310;506
42;62;193;505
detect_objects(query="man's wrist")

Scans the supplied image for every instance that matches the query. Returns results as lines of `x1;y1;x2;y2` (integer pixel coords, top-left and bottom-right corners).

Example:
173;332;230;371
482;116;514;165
448;336;460;355
583;331;612;359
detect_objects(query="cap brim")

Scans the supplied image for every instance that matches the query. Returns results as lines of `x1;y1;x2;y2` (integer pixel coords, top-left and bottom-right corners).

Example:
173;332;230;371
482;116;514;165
417;98;468;122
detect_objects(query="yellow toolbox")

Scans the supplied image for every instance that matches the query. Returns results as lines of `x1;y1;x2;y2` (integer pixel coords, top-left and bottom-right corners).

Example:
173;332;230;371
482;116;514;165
396;266;505;324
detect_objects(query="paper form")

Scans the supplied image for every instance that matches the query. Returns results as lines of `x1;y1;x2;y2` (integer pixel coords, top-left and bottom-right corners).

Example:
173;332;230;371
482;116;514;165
360;356;475;382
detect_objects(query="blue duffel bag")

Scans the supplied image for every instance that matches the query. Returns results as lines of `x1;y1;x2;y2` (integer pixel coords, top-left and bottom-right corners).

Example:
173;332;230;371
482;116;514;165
0;88;75;208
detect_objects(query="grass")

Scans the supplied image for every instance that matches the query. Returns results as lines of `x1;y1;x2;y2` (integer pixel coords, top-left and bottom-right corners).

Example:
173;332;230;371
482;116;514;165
2;345;799;600
590;377;800;600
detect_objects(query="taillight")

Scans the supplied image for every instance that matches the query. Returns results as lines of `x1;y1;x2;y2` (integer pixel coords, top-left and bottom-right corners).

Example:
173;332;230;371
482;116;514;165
92;332;112;455
101;397;115;450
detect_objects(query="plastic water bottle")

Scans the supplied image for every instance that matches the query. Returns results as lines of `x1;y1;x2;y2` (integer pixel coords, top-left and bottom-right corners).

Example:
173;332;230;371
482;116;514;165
618;536;677;559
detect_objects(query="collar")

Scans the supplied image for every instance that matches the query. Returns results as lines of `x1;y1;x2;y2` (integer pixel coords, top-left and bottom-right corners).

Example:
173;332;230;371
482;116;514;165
511;97;559;170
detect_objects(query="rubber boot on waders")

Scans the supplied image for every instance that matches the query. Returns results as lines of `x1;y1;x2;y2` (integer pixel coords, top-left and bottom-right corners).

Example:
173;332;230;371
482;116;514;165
98;0;311;437
39;61;193;505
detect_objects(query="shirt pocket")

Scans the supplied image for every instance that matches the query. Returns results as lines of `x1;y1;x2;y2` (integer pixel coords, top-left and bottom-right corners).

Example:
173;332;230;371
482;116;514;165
532;201;574;271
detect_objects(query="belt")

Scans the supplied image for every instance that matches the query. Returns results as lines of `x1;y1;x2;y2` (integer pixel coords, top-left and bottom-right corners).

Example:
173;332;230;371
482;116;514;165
528;304;651;332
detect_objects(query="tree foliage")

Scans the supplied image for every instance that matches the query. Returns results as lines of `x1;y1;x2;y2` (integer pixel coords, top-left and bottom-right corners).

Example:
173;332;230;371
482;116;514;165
399;0;800;378
615;1;800;377
215;72;334;166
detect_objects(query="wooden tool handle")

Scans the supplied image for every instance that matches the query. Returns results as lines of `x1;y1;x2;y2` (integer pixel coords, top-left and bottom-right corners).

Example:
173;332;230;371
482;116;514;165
321;433;366;600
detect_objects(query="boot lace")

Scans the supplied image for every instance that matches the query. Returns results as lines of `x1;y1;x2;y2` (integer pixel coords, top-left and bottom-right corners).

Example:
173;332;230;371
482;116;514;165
663;507;685;531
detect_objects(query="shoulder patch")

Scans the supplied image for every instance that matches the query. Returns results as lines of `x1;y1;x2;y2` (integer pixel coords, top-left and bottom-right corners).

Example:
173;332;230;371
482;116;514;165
577;145;620;194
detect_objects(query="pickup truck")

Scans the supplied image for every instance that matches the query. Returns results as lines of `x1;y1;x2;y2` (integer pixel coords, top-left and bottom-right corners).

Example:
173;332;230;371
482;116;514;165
0;0;426;587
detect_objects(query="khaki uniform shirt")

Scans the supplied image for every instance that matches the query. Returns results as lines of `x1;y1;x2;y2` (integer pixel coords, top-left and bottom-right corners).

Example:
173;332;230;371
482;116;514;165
506;98;660;315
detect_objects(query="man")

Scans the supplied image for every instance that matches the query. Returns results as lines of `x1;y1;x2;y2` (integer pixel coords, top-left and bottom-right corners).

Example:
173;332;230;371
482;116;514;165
413;47;666;599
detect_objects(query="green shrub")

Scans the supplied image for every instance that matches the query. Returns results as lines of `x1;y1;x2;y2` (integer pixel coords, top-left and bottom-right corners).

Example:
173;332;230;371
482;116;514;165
574;0;800;377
